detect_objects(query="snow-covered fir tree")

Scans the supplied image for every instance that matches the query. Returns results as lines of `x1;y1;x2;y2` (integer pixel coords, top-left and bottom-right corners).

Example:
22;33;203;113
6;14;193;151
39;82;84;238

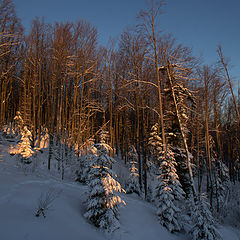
154;147;185;232
173;147;193;198
125;145;140;195
98;129;112;155
147;124;163;200
4;122;15;138
84;137;125;232
149;124;185;232
9;111;34;161
212;158;230;212
14;111;24;135
164;72;196;198
76;138;97;183
17;126;34;163
148;124;162;173
190;193;222;240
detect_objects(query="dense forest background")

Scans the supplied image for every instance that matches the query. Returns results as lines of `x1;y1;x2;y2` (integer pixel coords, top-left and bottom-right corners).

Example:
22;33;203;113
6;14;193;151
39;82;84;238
1;0;240;211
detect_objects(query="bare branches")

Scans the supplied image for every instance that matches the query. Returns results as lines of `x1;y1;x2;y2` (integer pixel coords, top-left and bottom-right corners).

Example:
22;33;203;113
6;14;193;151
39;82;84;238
35;188;62;218
217;45;240;122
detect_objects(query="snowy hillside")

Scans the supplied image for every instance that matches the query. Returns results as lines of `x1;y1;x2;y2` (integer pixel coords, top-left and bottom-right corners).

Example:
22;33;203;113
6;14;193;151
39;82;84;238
1;0;240;239
0;136;239;240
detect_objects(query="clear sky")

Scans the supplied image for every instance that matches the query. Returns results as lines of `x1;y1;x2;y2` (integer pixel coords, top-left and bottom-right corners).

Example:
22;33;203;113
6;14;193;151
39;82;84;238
13;0;240;84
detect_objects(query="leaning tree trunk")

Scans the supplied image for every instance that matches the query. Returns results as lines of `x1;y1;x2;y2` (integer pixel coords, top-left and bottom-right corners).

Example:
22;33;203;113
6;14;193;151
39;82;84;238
167;62;197;199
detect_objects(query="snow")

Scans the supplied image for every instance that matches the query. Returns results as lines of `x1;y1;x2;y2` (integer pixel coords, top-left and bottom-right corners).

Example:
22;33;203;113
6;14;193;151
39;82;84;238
0;137;239;240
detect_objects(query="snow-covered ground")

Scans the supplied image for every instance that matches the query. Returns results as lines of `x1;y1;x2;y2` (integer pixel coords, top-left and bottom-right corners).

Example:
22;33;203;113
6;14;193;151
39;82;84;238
0;137;239;240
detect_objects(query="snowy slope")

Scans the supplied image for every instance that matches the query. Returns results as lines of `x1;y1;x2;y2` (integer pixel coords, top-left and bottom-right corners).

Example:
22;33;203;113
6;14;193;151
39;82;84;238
0;138;239;240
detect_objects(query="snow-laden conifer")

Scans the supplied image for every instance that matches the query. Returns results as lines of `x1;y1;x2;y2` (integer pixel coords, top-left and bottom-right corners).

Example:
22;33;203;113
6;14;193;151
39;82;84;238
148;124;162;173
190;194;222;240
10;112;34;161
212;158;230;212
84;133;125;232
20;126;34;157
14;126;34;163
76;138;97;183
165;69;196;198
125;145;140;195
98;130;112;155
14;111;24;135
149;124;185;232
4;122;16;138
147;124;162;201
154;148;185;232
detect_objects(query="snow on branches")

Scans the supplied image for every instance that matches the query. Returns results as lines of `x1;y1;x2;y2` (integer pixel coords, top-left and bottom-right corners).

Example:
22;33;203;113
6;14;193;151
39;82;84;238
149;124;185;232
9;124;34;163
125;145;140;195
154;148;185;232
84;134;125;232
190;194;221;240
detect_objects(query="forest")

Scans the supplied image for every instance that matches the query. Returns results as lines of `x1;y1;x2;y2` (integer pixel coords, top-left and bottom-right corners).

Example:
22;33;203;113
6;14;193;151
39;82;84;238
0;0;240;239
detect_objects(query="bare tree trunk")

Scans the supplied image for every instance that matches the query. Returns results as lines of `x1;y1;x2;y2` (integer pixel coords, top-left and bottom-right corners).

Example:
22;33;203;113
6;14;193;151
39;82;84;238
203;67;213;208
166;63;197;198
48;134;53;170
218;45;240;122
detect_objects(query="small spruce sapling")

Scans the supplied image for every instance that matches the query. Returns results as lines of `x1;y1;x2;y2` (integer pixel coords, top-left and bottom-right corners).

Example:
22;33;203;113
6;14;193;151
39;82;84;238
148;124;162;174
76;138;97;183
147;124;163;201
11;126;34;163
14;111;24;136
10;112;34;162
190;193;222;240
125;145;141;195
212;158;230;213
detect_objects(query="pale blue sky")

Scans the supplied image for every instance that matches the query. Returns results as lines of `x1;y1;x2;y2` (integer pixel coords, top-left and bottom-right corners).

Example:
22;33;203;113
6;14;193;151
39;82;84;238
14;0;240;83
